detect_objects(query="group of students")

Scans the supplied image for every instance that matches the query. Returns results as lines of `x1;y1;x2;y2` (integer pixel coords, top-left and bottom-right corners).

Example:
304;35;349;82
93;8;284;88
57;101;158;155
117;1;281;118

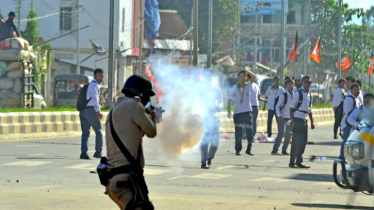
222;67;315;169
331;77;374;161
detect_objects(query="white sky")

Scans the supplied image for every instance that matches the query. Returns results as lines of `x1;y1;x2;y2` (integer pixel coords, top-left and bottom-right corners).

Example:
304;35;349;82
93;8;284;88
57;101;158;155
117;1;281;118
345;0;373;24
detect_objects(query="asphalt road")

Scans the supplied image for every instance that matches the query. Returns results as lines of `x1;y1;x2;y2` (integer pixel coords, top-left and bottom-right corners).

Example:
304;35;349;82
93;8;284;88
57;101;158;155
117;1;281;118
1;125;374;210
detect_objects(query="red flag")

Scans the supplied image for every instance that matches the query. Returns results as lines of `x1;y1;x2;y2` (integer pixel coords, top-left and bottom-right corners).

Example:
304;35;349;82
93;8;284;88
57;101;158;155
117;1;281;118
342;61;354;75
368;52;374;76
335;55;350;69
289;31;298;61
310;36;321;64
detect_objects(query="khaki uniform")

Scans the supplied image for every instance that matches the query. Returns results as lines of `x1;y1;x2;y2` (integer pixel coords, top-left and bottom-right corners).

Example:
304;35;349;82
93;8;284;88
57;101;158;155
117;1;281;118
105;96;156;210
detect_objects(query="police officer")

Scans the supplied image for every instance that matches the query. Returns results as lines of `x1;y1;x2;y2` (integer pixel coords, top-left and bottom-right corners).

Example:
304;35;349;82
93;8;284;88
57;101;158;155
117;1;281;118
105;75;157;210
289;76;315;168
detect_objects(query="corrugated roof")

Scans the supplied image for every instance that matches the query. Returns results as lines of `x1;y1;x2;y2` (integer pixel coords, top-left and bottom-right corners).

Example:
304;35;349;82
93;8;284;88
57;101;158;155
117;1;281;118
158;10;190;40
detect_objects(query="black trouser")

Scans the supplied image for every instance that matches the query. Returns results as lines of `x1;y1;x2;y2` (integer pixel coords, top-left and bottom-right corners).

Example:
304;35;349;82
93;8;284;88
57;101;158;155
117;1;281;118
251;106;259;140
233;112;253;153
290;118;308;165
267;110;276;136
333;103;343;136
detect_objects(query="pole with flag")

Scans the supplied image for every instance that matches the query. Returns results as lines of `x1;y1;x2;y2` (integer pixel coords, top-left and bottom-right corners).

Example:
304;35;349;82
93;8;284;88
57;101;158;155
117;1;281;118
289;31;298;75
368;51;374;89
310;36;321;64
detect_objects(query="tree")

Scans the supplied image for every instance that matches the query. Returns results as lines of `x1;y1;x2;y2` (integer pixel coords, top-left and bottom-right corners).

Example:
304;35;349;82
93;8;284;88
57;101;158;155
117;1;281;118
21;0;38;45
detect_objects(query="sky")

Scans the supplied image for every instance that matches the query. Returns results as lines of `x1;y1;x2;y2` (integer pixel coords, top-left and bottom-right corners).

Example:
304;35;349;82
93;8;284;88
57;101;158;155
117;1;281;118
345;0;373;24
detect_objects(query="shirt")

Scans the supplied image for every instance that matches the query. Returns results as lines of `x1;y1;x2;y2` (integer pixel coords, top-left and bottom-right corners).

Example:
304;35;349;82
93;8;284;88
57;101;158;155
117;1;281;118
0;19;19;37
357;91;363;105
265;85;284;110
290;87;312;120
229;82;252;114
86;79;101;112
347;106;365;128
250;83;260;106
341;93;362;129
332;87;345;108
275;91;293;119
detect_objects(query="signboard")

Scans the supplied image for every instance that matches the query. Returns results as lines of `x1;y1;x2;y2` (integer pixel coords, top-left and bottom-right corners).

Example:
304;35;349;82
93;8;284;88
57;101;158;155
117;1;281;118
241;0;289;16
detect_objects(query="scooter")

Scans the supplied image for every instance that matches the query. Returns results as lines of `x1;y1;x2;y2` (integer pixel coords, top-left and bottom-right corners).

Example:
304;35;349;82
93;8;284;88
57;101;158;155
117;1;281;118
333;109;374;195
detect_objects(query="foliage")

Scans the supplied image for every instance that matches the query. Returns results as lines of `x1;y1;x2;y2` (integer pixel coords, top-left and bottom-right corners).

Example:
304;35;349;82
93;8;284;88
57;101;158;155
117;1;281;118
21;0;38;45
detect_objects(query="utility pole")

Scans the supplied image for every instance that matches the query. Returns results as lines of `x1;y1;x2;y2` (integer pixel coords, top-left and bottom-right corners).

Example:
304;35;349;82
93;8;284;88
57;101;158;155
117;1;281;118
270;21;273;71
107;0;115;107
338;0;342;79
254;6;258;64
190;7;193;66
303;0;310;76
193;0;198;66
76;0;80;75
17;0;21;29
207;0;213;67
280;0;285;84
138;0;144;74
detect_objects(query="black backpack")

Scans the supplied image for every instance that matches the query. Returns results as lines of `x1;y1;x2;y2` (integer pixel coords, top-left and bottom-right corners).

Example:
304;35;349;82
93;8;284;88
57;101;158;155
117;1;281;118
274;92;288;111
295;89;312;113
344;95;357;125
76;82;92;111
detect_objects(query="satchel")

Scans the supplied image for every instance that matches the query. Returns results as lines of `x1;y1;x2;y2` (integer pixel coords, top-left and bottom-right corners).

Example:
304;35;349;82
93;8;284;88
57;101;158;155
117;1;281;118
108;110;155;210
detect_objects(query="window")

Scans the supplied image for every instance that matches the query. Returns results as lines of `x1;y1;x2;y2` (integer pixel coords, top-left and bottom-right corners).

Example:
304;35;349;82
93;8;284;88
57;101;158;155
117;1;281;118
122;8;125;32
287;11;295;24
60;7;72;31
263;15;272;23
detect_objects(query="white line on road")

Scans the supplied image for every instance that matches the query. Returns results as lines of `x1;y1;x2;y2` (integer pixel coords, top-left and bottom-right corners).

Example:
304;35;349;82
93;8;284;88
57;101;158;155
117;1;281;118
217;165;235;170
65;164;96;170
262;160;277;162
33;185;61;190
29;154;45;156
169;173;231;180
15;145;42;147
3;161;51;166
144;168;170;175
251;177;288;183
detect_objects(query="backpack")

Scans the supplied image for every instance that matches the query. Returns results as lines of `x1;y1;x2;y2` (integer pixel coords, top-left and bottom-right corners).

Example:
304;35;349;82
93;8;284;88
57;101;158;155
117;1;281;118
76;82;92;111
344;95;357;125
295;89;312;113
274;92;288;111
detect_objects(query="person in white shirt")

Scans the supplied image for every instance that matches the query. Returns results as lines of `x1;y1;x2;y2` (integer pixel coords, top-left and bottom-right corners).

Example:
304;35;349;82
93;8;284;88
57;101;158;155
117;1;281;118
289;76;315;169
272;79;294;156
79;68;104;160
292;74;303;92
263;76;284;137
356;80;364;105
332;79;346;139
339;83;362;160
347;93;374;132
227;68;256;156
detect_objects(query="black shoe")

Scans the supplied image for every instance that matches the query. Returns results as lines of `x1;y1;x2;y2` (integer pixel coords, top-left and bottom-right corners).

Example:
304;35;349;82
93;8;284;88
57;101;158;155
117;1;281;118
297;163;310;169
235;152;241;156
289;164;297;168
93;152;102;159
282;152;289;155
201;163;210;169
333;136;338;139
80;153;91;160
271;152;282;156
245;151;254;156
207;159;212;167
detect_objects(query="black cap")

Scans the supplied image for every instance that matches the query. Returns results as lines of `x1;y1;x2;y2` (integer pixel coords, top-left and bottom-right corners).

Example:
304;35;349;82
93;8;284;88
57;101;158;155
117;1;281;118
8;12;16;17
122;75;155;97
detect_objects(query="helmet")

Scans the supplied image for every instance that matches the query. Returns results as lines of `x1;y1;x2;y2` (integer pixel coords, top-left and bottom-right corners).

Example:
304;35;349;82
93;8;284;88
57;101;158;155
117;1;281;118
122;75;155;97
294;74;304;81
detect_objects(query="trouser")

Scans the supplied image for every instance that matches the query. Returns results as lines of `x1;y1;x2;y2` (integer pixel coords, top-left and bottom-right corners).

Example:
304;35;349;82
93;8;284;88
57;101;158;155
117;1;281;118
106;177;143;210
267;110;276;136
79;107;103;154
290;118;308;165
339;126;352;160
201;116;220;164
251;106;259;140
233;112;253;153
333;103;343;136
272;118;291;153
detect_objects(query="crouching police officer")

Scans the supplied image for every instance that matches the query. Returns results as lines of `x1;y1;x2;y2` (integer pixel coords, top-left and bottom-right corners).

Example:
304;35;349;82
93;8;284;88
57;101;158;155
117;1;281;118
104;75;157;210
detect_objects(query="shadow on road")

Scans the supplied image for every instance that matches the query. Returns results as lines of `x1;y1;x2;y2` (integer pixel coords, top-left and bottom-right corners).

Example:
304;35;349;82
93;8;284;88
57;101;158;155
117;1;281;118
286;173;333;182
292;203;373;209
313;141;342;146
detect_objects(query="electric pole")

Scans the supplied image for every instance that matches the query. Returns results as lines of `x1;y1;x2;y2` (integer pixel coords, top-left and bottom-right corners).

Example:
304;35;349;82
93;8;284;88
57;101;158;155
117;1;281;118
280;0;285;84
338;0;342;79
17;0;21;29
193;0;198;66
76;0;80;75
138;0;144;74
107;0;114;107
303;0;310;76
254;6;258;64
207;0;213;68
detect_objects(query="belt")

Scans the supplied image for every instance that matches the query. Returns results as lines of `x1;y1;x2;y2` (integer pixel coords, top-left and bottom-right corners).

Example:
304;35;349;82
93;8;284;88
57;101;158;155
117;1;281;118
294;118;307;123
85;106;95;109
108;165;133;178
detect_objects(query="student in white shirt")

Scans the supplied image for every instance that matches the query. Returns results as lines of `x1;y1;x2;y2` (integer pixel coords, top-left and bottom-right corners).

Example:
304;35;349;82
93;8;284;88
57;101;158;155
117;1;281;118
227;68;256;156
289;76;315;169
272;79;294;156
356;80;364;105
263;76;284;137
79;68;104;160
339;83;362;160
332;79;346;139
347;93;374;132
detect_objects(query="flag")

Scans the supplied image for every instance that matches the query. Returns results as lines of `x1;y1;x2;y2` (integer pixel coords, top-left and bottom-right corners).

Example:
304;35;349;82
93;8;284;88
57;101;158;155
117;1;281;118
335;55;350;69
342;60;354;75
368;52;374;76
310;36;321;64
289;31;298;61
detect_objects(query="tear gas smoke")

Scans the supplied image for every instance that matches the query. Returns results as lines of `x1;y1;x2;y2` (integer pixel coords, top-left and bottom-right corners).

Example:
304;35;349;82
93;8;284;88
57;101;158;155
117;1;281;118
150;58;223;159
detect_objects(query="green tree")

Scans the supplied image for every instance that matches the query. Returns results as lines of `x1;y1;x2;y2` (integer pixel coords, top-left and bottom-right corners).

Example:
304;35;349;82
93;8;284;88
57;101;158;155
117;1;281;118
21;0;38;45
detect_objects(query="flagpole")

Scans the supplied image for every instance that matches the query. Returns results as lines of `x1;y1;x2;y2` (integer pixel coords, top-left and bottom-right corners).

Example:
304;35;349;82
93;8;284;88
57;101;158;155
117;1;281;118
338;0;342;79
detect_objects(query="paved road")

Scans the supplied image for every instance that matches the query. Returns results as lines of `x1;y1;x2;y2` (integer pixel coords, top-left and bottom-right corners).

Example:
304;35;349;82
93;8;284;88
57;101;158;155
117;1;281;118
1;125;373;210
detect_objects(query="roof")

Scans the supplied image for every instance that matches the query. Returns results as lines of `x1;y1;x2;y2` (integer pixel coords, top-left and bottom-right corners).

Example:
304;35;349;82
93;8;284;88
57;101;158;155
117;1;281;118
158;10;190;40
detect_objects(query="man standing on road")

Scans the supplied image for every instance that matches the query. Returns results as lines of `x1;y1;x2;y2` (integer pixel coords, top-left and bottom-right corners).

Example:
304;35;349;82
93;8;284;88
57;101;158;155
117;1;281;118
272;79;294;156
0;12;19;41
263;76;284;137
332;79;346;139
227;68;256;156
339;83;362;160
289;76;315;169
246;71;264;142
79;68;104;160
347;93;374;132
105;75;157;210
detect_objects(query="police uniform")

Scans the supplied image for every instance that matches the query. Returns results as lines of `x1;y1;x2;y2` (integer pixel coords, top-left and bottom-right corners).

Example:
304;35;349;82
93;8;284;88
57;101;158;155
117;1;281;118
289;87;312;167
